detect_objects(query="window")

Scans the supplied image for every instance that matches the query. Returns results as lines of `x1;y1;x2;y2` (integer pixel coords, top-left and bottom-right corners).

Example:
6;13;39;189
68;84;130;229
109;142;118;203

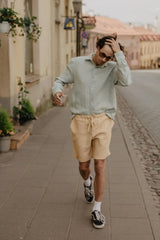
71;48;74;57
131;52;134;60
136;52;138;59
66;54;69;65
24;0;40;84
70;9;73;43
24;0;33;75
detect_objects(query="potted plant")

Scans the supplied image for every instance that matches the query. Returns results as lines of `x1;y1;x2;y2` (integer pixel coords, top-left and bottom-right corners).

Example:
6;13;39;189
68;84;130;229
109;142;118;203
19;16;42;42
0;106;14;153
0;7;20;38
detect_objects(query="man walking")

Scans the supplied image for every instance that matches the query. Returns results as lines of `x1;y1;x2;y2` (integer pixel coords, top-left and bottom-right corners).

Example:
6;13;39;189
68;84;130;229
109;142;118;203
52;33;132;229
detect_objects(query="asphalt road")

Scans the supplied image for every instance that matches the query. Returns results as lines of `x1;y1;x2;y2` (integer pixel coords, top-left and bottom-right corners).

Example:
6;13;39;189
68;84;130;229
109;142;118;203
117;69;160;147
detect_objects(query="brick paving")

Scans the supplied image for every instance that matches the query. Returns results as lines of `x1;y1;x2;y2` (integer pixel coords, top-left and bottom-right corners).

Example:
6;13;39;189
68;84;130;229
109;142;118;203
0;106;160;240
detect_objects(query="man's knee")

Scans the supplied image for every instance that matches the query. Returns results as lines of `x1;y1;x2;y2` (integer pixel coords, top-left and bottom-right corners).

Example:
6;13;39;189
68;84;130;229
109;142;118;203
79;160;91;180
94;159;106;175
79;160;90;172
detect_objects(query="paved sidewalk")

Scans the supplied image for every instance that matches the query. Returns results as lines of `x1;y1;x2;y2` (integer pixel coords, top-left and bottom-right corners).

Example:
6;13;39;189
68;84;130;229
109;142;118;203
0;106;159;240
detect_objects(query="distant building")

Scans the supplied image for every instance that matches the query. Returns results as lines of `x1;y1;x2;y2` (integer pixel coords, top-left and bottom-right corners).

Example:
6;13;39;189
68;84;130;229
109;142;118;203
83;15;140;69
82;15;96;28
133;26;160;69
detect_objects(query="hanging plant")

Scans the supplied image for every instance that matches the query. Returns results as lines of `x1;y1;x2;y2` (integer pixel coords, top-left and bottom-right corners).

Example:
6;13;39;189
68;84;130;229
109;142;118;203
19;16;42;42
0;7;42;45
0;7;20;40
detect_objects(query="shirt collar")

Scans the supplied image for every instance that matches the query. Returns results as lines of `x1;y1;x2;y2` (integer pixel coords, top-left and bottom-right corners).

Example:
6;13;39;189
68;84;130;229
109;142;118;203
85;53;109;68
85;53;94;61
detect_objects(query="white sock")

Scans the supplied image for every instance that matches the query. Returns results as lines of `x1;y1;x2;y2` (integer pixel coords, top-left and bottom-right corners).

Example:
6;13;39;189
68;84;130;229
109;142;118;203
92;201;102;212
84;176;91;186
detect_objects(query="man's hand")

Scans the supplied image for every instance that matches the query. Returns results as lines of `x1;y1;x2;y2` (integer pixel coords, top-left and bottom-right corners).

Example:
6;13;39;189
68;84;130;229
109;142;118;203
54;92;64;106
105;38;120;54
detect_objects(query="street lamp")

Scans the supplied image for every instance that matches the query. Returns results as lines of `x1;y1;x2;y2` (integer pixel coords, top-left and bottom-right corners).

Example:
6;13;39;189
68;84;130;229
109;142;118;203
72;0;82;56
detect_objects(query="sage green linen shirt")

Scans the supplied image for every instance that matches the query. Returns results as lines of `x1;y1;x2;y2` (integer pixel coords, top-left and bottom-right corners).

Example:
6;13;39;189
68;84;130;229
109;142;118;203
52;51;132;120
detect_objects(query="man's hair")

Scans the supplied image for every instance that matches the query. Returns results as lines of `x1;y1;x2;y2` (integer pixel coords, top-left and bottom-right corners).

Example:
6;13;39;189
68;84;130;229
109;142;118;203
96;35;124;52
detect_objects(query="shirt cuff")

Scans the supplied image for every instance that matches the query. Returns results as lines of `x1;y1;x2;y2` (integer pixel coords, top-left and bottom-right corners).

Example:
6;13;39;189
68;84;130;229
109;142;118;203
114;51;127;65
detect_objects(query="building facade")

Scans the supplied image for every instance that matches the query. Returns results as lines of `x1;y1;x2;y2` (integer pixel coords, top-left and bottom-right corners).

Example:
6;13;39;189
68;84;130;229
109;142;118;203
0;0;76;113
133;27;160;69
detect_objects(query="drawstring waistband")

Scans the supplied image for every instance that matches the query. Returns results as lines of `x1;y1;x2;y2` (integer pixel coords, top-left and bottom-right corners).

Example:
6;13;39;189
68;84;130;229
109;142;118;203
87;117;94;133
74;113;107;134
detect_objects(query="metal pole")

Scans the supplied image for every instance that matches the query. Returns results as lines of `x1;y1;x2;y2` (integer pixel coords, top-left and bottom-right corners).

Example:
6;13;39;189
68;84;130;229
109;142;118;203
76;11;81;56
76;12;79;56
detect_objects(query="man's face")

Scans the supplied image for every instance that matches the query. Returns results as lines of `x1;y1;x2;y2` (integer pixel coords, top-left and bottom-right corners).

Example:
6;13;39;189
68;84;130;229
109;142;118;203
94;45;114;66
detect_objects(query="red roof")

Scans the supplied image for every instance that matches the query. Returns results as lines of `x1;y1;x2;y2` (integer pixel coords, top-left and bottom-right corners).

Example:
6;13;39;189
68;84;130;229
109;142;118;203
133;26;160;41
91;15;138;36
133;26;154;34
90;15;160;40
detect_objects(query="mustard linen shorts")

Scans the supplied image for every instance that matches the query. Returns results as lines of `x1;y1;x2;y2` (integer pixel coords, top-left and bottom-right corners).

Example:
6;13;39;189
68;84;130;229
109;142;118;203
70;113;114;162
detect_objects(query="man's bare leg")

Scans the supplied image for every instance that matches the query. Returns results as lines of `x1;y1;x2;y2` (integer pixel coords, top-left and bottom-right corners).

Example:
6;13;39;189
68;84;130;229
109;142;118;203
79;160;94;203
94;159;106;202
79;160;91;180
91;159;106;228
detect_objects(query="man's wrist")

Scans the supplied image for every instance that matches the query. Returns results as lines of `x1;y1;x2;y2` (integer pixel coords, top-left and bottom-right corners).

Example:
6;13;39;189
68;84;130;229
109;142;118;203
114;50;121;54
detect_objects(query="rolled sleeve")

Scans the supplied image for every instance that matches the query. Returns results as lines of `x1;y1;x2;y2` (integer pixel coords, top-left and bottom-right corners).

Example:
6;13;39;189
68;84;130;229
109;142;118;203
113;51;132;86
52;59;75;95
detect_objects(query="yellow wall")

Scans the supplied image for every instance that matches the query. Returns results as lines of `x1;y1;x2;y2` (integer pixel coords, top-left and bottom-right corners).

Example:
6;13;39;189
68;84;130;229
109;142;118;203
140;40;160;69
0;0;25;110
0;0;76;113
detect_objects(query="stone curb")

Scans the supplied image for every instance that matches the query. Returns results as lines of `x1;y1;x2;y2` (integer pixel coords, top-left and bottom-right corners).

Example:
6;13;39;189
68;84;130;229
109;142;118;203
10;120;36;150
117;109;160;240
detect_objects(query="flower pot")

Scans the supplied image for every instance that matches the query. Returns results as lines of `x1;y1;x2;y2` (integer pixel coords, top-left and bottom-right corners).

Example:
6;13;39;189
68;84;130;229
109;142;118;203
29;23;34;33
0;136;11;153
0;21;10;33
24;23;34;34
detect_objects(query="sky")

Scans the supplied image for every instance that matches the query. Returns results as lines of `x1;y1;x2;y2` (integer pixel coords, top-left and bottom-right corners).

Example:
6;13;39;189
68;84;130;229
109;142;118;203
82;0;160;25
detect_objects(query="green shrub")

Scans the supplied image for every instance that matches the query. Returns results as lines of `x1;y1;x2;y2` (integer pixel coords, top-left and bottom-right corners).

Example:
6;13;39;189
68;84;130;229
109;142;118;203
13;80;36;125
0;107;14;137
19;98;35;125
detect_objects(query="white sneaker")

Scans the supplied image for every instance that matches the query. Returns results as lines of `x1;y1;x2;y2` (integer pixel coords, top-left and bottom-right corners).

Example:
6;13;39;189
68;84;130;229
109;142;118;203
91;210;105;229
84;176;94;203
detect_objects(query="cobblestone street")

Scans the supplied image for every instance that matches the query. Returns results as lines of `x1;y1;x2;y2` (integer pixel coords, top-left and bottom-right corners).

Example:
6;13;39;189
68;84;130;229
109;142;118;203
117;70;160;148
117;89;160;219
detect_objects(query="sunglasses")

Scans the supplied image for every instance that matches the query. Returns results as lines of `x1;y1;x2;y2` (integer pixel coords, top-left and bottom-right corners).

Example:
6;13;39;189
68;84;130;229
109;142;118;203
99;51;112;61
